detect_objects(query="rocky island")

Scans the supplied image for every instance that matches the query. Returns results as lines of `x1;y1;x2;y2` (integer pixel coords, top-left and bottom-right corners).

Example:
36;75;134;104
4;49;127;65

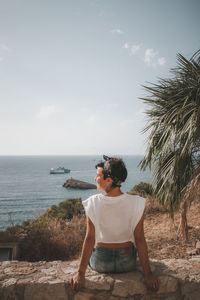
63;178;97;189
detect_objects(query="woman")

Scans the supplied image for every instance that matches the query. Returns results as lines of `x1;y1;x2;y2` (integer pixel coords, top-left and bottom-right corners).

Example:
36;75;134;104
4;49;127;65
70;156;160;292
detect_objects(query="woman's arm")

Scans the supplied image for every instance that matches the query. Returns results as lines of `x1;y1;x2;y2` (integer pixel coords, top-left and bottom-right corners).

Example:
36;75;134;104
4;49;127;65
70;216;95;291
134;213;160;292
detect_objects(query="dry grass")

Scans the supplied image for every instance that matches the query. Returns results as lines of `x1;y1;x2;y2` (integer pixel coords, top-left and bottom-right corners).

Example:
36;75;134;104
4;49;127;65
0;197;86;262
144;196;167;215
18;216;86;261
144;200;200;259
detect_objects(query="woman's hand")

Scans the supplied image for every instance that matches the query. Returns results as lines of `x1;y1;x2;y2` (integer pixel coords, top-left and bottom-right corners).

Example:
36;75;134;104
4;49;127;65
70;272;85;291
145;274;160;292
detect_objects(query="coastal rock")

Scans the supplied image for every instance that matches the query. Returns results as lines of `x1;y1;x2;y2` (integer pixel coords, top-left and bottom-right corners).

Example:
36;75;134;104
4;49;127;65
0;258;200;299
63;178;97;189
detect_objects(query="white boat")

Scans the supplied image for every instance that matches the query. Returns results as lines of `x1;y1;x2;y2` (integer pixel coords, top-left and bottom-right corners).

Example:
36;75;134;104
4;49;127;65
50;167;70;174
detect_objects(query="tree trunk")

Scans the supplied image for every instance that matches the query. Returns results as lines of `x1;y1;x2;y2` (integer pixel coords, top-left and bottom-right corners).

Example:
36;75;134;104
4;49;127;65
178;172;200;241
179;199;188;241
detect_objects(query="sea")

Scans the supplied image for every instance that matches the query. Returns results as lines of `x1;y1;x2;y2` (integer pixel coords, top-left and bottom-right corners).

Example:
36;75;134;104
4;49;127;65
0;155;151;230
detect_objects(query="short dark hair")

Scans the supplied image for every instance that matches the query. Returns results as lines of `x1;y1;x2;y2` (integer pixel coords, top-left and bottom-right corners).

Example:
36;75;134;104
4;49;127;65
95;157;128;187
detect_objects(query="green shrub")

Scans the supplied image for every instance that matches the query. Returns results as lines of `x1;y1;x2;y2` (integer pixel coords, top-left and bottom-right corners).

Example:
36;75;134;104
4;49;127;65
21;198;85;229
45;198;84;220
129;182;153;197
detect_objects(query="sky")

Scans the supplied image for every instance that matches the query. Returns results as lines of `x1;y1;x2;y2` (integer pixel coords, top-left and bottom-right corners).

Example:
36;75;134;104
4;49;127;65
0;0;199;155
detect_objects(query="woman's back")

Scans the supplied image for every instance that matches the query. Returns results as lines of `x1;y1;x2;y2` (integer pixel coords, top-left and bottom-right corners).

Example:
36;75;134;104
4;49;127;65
83;193;146;245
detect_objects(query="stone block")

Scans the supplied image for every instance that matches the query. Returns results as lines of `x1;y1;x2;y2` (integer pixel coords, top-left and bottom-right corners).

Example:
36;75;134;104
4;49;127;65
74;291;95;300
95;291;112;299
17;278;31;286
49;260;62;265
189;257;200;261
141;295;176;300
111;271;143;283
112;279;129;297
181;281;200;300
1;261;12;266
165;296;181;300
2;278;17;287
37;276;54;283
156;276;178;294
0;285;25;300
196;240;200;249
24;282;68;300
112;278;146;297
137;263;156;273
3;267;13;274
41;266;57;275
68;259;79;267
108;296;125;300
85;275;113;290
49;278;63;284
0;259;200;300
61;266;77;275
183;291;200;300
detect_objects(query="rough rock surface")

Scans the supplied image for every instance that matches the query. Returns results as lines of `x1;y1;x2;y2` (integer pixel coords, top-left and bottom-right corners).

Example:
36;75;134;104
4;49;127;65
0;258;200;300
63;178;97;189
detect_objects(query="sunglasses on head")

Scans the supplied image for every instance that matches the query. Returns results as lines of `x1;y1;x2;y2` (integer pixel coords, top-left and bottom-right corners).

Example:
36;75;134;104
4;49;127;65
103;155;112;161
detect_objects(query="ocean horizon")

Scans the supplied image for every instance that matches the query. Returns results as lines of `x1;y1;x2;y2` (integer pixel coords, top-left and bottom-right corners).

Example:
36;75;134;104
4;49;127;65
0;155;151;230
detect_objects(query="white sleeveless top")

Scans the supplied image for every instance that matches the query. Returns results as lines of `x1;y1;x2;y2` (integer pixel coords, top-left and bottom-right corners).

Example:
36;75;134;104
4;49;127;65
82;193;146;245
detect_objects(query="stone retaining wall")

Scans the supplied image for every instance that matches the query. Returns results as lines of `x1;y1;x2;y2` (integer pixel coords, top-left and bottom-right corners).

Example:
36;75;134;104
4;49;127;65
0;258;200;300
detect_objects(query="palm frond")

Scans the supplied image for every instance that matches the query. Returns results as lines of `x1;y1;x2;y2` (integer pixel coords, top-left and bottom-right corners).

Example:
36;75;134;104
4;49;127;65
139;49;200;214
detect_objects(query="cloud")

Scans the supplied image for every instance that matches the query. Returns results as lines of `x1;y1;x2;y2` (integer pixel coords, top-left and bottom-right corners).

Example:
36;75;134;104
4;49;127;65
123;43;166;67
105;103;119;109
121;109;145;124
123;43;129;49
157;57;166;66
36;105;56;119
144;48;166;67
1;43;10;51
98;11;104;17
123;43;143;56
110;29;124;35
0;43;11;63
120;120;134;129
80;107;91;113
144;48;158;65
130;44;142;55
87;115;96;122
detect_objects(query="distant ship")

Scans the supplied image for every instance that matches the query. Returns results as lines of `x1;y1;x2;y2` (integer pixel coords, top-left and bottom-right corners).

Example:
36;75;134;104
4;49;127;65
50;167;70;174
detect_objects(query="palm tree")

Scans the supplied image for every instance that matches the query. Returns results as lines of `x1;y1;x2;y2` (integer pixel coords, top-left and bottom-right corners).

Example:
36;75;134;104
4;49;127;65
140;50;200;240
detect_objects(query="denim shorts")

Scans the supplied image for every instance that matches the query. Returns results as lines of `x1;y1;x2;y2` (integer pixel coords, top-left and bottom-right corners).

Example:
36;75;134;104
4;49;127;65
89;244;137;273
